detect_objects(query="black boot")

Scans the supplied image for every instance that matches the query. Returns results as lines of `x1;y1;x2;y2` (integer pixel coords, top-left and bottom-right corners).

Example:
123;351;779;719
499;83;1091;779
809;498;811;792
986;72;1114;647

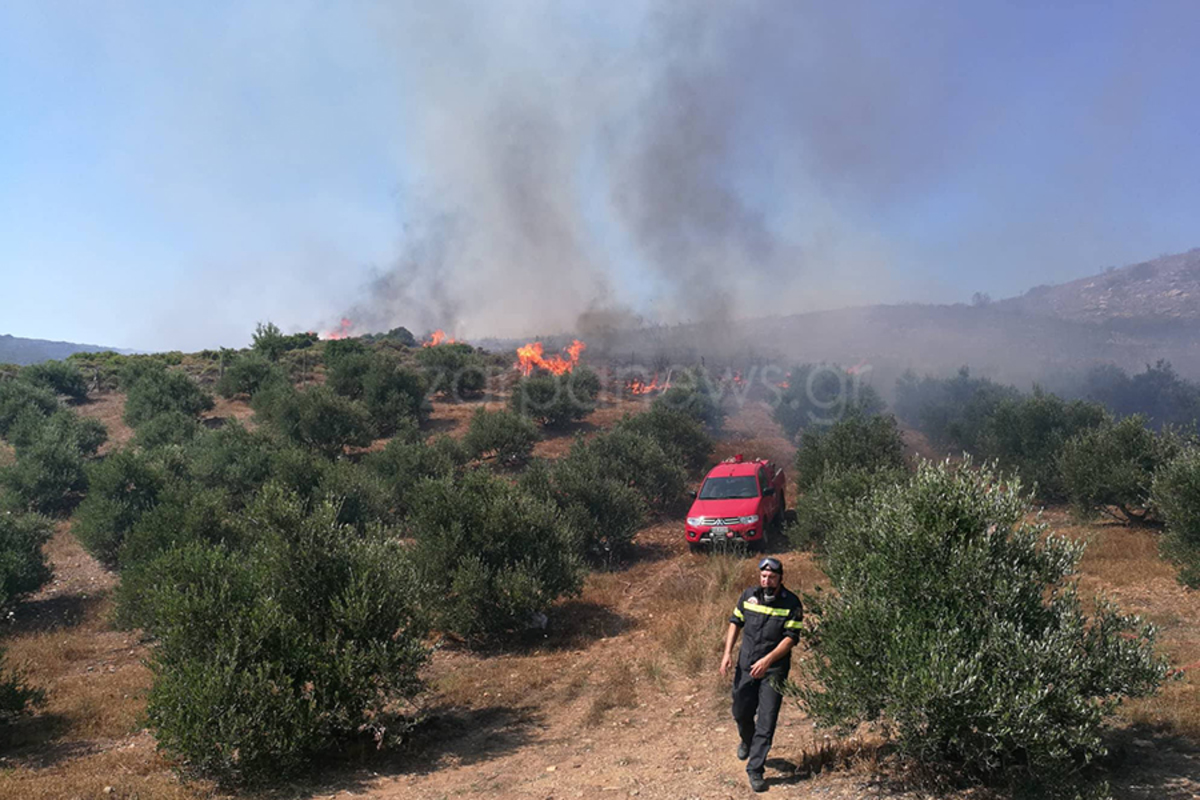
737;740;750;760
748;771;767;792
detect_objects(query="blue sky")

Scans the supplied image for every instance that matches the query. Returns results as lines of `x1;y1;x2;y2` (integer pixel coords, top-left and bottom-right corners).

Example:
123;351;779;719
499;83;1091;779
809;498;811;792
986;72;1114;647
2;1;1198;351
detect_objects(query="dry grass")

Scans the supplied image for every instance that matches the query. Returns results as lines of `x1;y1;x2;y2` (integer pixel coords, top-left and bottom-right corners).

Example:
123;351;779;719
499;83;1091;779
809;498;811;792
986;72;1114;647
72;392;132;454
583;663;638;726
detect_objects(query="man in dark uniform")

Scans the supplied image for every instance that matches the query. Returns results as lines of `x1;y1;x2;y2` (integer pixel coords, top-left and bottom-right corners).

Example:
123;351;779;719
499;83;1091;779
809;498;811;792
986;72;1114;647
719;557;803;793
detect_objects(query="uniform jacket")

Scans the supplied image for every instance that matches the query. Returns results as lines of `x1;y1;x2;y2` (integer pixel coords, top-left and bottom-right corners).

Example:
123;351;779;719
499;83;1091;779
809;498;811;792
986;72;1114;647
730;585;803;677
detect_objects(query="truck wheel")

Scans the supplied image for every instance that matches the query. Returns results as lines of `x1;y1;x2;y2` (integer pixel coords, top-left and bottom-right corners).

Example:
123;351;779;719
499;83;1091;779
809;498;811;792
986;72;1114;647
688;542;703;555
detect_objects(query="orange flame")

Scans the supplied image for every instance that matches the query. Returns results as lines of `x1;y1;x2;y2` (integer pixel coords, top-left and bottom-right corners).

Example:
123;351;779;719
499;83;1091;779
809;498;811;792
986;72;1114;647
423;329;457;347
515;339;587;376
321;318;355;340
627;373;669;395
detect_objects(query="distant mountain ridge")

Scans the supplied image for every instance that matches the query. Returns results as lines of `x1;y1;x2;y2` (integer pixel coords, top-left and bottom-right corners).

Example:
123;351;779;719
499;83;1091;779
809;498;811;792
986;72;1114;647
0;334;131;366
994;248;1200;323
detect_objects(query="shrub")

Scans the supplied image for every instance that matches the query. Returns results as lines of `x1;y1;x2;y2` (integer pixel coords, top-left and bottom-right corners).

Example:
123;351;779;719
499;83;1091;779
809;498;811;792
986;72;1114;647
122;364;214;428
614;406;713;470
1072;360;1200;430
252;384;374;458
795;413;907;491
0;512;53;609
73;449;165;566
0;648;44;724
652;385;721;429
463;408;538;467
788;459;1167;788
0;380;57;436
0;432;89;516
1151;447;1200;588
509;367;600;428
8;408;106;458
521;457;647;565
250;321;317;362
326;353;425;435
362;436;462;517
1060;415;1178;523
408;470;583;640
415;343;487;397
132;410;203;449
116;483;239;576
894;367;1020;452
774;364;884;441
571;428;688;508
19;361;88;401
215;353;286;399
139;490;428;785
787;466;905;551
978;391;1107;502
318;460;393;530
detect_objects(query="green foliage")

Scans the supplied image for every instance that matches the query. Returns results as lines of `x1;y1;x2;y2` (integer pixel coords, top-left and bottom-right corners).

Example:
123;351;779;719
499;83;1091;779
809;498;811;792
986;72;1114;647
0;512;53;609
8;408;106;458
361;435;463;517
325;352;425;434
789;459;1167;788
463;408;538;467
250;322;317;362
73;449;166;566
0;427;89;516
787;466;905;552
1151;447;1200;587
252;384;374;458
520;457;647;565
509;367;600;428
774;364;885;441
139;489;428;785
795;413;907;491
1070;360;1200;430
215;353;286;399
132;410;203;449
122;363;214;428
408;470;583;640
415;343;487;397
185;422;279;501
615;406;712;470
978;391;1108;503
894;367;1021;452
0;648;44;725
1059;415;1178;523
569;427;688;508
0;379;58;436
19;360;88;401
116;483;240;577
318;460;393;531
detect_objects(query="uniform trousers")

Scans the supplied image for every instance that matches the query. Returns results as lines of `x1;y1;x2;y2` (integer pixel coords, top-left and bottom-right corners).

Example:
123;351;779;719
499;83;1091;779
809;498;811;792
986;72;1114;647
731;664;784;775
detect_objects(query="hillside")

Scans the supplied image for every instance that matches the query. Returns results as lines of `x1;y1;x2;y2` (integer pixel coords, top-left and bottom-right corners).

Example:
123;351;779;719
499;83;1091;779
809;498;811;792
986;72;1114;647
995;248;1200;323
0;333;131;366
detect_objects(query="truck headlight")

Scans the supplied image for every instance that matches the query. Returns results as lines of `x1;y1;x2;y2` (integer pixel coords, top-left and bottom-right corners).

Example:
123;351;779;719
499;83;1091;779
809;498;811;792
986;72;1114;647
686;517;703;526
740;515;760;525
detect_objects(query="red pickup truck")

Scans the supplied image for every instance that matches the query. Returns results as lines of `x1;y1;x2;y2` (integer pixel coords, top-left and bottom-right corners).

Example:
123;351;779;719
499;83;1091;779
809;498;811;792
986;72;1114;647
685;455;787;551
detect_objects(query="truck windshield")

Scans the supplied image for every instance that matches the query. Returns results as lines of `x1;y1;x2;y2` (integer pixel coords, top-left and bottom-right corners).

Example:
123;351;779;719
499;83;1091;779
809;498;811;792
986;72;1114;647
698;476;759;499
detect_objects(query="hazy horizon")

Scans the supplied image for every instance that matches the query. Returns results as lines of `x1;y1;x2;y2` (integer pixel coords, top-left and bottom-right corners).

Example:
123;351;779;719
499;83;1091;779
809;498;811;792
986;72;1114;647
3;1;1198;351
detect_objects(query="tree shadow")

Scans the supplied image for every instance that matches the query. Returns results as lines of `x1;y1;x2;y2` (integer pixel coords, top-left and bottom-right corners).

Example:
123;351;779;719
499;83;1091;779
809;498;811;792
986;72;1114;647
445;601;635;657
6;592;106;635
0;713;81;766
272;704;541;799
1103;724;1200;800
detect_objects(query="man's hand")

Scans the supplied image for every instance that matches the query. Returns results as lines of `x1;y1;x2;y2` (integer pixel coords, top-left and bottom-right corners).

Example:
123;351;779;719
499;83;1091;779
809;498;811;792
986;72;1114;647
749;656;771;679
719;652;732;678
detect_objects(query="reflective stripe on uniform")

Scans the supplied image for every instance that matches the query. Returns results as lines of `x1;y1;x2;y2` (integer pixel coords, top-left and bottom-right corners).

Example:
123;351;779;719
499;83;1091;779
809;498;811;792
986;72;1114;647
784;620;803;630
732;607;745;620
743;602;790;617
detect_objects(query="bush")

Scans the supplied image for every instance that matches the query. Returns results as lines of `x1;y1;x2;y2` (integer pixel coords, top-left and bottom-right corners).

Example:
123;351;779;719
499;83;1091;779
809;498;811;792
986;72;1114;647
0;512;53;609
122;364;214;428
252;384;374;458
408;470;583;640
1071;360;1200;430
0;432;89;516
774;364;884;441
795;413;907;491
185;422;279;502
139;490;428;785
978;391;1107;502
0;380;58;436
0;648;44;724
7;408;106;458
73;449;165;566
326;352;425;435
894;367;1020;452
132;410;202;449
116;483;239;576
787;466;905;551
250;321;317;362
509;367;600;428
1151;447;1200;588
614;405;713;471
521;457;646;565
651;368;726;431
788;459;1167;788
20;361;88;401
572;428;688;508
362;436;462;517
215;353;286;399
463;408;538;467
415;343;487;398
318;460;393;530
1060;415;1178;523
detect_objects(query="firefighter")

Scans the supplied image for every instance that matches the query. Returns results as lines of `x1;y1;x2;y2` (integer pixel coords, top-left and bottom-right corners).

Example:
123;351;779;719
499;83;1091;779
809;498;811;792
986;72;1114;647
719;556;803;793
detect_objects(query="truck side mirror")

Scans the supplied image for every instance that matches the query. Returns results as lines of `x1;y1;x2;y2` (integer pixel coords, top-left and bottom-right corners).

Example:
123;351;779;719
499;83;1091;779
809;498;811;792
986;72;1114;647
690;490;698;499
761;486;775;496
